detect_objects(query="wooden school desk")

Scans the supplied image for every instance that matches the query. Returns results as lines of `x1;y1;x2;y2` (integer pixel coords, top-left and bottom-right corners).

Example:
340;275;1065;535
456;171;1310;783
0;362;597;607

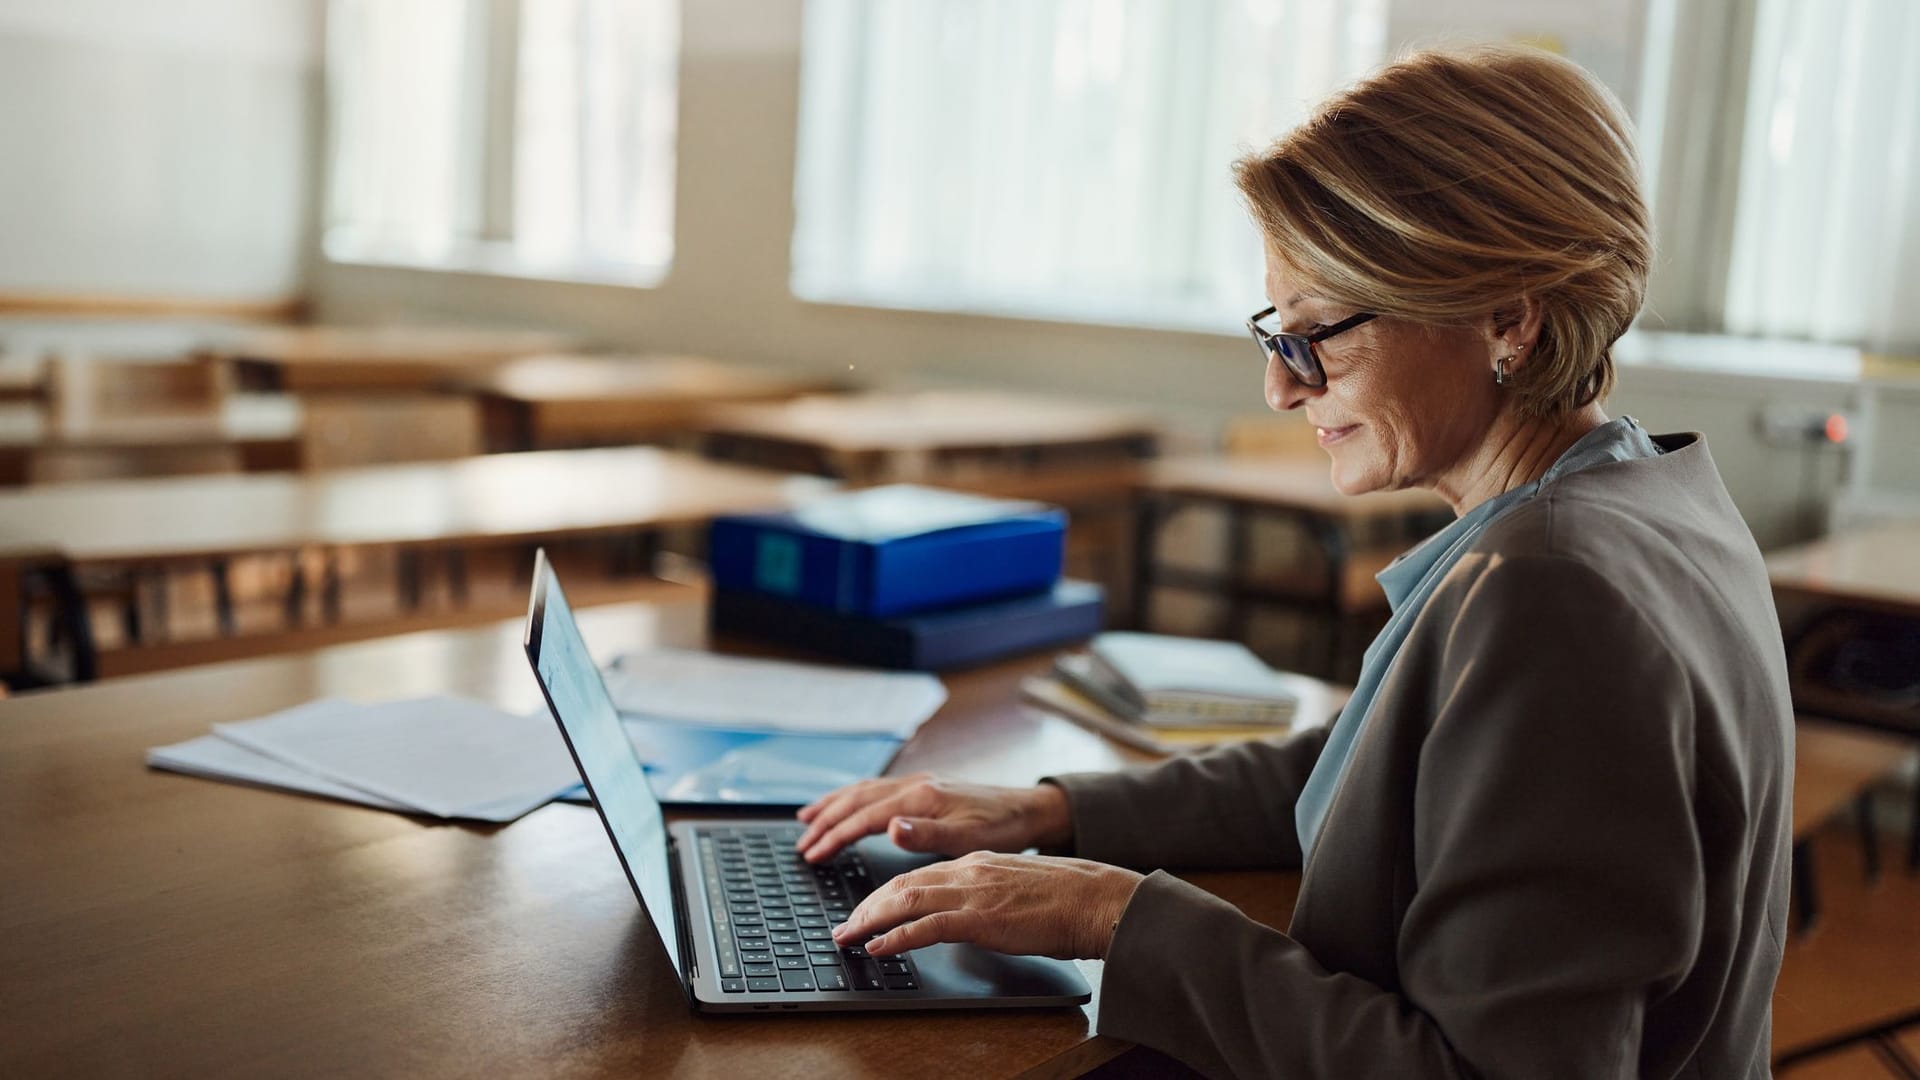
0;600;1305;1078
1131;455;1449;675
209;326;577;394
0;397;303;486
463;353;842;452
0;448;831;671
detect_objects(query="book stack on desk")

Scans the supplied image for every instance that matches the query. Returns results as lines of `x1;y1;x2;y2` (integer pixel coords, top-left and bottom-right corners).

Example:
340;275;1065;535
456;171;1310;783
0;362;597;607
1021;632;1304;755
707;484;1104;669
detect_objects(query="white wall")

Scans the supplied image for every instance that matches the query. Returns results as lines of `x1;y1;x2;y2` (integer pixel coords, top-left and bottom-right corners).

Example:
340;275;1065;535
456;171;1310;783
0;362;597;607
311;0;1917;549
0;0;320;300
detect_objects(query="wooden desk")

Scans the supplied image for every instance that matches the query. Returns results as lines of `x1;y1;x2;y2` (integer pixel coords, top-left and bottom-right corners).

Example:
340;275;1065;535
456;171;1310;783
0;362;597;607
211;326;576;393
0;601;1301;1078
1768;521;1920;872
0;357;44;402
465;353;841;452
0;447;832;672
0;396;303;485
1132;455;1450;677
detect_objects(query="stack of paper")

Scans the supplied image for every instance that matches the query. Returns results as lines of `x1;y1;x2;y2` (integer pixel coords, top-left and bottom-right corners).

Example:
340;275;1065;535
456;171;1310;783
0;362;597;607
147;696;582;822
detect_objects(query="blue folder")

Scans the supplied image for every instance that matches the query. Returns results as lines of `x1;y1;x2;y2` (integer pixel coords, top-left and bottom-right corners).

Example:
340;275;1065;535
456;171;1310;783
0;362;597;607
708;485;1067;617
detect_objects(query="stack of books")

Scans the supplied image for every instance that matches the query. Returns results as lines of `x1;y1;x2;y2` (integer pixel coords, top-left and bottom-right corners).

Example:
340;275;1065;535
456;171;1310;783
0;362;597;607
707;484;1105;670
1022;632;1306;755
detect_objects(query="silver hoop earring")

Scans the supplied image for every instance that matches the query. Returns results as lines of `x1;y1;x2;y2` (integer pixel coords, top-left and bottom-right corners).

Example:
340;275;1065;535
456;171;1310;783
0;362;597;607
1494;357;1512;386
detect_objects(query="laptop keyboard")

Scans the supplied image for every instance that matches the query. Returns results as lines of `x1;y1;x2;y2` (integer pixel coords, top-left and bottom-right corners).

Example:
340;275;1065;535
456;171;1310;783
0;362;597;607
696;825;919;994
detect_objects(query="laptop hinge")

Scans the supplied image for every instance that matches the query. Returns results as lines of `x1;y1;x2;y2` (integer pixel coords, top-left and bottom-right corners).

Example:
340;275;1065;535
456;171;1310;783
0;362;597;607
666;834;699;986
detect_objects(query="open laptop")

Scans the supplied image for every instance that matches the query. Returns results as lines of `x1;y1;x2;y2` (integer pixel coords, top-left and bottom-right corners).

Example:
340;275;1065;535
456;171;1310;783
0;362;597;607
521;550;1091;1012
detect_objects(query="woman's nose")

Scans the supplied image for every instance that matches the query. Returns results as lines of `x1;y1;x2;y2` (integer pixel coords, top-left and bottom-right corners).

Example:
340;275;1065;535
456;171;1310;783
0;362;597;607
1266;356;1318;412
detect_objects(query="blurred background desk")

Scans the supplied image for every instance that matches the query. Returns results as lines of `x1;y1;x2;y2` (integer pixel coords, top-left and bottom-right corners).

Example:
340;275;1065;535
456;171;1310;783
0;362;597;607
465;353;841;452
0;601;1299;1079
0;396;303;485
0;448;832;680
1133;454;1449;680
210;326;577;393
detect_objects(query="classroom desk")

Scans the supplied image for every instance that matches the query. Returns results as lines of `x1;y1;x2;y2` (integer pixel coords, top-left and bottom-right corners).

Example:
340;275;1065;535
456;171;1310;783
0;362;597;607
1767;521;1920;862
0;600;1304;1078
463;353;841;452
1131;455;1450;674
0;396;304;485
210;326;577;393
0;447;832;676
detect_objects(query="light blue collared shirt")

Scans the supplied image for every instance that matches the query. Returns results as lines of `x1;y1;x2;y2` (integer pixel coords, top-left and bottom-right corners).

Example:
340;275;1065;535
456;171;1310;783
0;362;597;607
1292;416;1664;860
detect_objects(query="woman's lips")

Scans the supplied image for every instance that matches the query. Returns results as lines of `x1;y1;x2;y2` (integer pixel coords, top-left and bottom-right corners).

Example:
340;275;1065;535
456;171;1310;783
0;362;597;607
1316;423;1360;446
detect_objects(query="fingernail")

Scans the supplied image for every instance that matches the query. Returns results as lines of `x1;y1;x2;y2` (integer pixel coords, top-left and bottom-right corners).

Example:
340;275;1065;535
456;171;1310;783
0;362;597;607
866;937;887;953
893;818;914;834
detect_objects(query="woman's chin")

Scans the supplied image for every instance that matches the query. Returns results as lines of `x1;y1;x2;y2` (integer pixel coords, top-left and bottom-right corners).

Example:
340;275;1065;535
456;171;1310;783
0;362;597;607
1327;454;1384;497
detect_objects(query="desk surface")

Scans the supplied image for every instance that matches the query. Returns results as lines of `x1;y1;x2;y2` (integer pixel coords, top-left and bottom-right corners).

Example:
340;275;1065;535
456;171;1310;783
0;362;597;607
468;354;842;447
1767;521;1920;615
1143;454;1448;520
212;326;579;391
0;446;833;564
0;601;1301;1078
0;396;302;449
704;391;1160;455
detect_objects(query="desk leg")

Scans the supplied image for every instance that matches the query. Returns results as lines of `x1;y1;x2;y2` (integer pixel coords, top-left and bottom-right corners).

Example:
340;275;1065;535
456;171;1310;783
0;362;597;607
285;554;307;627
1224;502;1253;643
322;550;343;624
1791;839;1819;934
1130;495;1162;631
446;548;469;606
211;559;236;637
40;562;97;684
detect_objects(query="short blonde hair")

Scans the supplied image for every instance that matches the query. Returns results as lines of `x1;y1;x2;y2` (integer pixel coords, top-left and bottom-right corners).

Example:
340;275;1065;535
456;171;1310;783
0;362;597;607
1233;44;1650;416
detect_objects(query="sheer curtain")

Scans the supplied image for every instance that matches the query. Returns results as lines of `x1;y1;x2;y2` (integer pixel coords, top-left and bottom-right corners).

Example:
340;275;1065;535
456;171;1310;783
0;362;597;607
792;0;1389;330
1724;0;1920;352
324;0;678;282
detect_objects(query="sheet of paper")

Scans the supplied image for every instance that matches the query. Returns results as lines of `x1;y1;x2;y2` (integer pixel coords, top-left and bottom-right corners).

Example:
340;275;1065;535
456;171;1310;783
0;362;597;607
147;729;416;813
211;696;580;822
603;649;946;739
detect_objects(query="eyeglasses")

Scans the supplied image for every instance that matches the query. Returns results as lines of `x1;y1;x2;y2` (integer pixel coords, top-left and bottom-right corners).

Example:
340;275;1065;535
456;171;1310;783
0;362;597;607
1246;307;1379;388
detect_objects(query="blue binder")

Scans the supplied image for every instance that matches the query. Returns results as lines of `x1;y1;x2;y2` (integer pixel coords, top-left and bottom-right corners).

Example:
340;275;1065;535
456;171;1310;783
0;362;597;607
708;485;1067;617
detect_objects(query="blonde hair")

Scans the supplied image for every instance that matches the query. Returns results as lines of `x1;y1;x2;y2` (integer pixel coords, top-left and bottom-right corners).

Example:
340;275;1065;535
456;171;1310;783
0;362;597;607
1233;44;1650;417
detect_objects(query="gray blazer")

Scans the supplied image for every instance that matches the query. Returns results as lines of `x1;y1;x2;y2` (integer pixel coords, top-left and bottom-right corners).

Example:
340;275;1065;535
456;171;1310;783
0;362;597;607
1050;433;1793;1078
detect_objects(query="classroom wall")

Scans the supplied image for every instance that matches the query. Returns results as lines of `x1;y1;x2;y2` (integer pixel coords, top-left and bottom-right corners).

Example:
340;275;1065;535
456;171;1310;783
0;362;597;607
310;0;1917;549
0;0;320;302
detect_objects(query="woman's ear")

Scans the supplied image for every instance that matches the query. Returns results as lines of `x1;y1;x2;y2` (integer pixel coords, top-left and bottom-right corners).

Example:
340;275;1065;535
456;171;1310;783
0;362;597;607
1488;297;1545;373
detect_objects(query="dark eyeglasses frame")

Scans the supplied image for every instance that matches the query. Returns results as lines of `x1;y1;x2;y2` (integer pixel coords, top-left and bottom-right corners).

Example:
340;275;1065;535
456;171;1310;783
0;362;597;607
1246;307;1379;388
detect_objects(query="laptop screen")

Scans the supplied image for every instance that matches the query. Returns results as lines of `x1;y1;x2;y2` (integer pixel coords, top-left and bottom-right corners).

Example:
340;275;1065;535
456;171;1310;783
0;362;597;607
523;553;685;978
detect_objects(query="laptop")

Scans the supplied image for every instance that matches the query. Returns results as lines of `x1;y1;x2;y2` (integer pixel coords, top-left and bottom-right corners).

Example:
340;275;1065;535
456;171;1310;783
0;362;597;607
521;550;1092;1012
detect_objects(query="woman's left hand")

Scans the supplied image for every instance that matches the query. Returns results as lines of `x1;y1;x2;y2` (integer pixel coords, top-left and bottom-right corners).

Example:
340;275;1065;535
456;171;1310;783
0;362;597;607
832;852;1145;960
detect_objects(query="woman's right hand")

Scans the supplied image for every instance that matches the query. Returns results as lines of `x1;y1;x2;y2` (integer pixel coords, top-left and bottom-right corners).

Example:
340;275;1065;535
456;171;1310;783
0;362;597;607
793;774;1073;864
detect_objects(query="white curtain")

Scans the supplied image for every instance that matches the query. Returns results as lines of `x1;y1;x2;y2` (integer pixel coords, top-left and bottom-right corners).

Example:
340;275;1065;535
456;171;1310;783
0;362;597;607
324;0;677;279
792;0;1389;329
325;0;476;263
1724;0;1920;352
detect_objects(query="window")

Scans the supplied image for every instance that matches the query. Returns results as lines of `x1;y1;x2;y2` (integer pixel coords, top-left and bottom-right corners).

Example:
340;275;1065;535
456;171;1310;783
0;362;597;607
324;0;679;284
1722;0;1920;352
791;0;1389;332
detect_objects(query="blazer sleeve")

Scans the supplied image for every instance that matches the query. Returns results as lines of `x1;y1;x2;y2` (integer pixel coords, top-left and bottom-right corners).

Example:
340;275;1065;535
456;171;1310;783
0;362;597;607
1042;723;1332;870
1090;554;1709;1079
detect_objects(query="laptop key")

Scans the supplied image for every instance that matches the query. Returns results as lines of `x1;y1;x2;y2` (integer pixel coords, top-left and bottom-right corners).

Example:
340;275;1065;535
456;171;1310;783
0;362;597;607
815;968;850;991
779;968;817;992
801;928;833;941
809;953;842;967
776;956;809;971
883;974;919;991
746;977;782;992
740;951;772;964
743;963;776;977
796;916;829;928
768;931;801;944
721;979;747;994
878;959;911;976
847;962;883;991
773;943;805;957
804;940;837;953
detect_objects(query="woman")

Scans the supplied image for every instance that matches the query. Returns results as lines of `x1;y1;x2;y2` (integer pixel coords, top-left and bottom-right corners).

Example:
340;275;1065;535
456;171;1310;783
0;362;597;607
795;45;1792;1078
